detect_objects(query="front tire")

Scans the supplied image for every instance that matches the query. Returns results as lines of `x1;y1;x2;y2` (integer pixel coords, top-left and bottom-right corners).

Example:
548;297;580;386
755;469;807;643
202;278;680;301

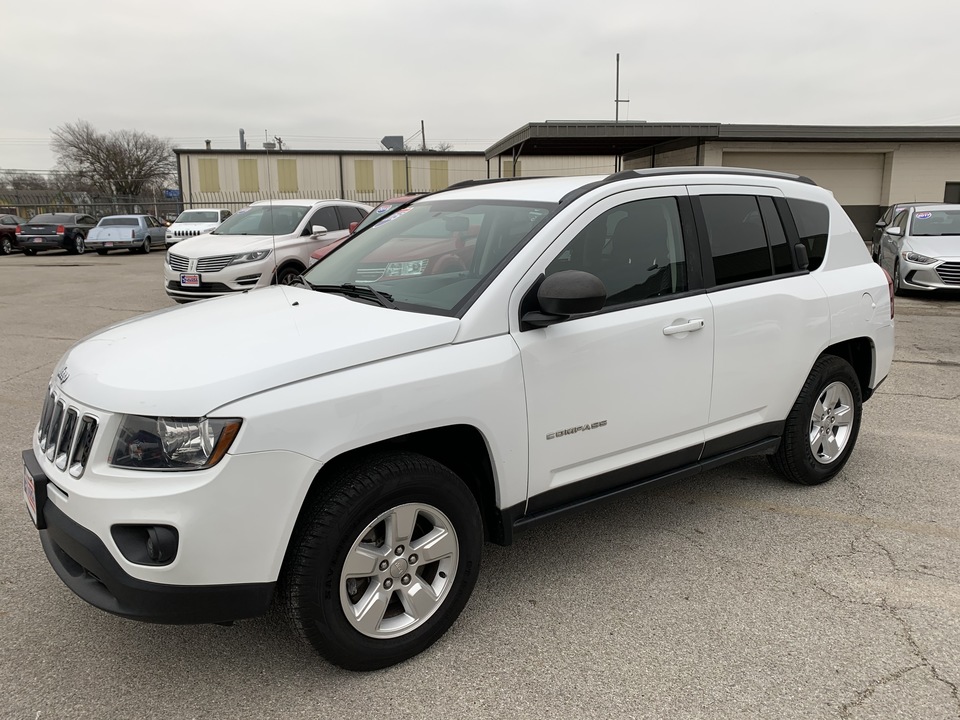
769;355;862;485
141;237;152;254
281;453;482;671
273;265;303;286
893;261;904;296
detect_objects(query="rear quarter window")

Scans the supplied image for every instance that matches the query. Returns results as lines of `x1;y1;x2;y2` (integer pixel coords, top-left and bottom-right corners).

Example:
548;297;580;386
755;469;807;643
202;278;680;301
786;199;830;271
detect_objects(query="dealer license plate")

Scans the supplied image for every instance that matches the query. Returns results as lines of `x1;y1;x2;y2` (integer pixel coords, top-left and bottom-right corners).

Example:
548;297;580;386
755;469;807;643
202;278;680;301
23;463;37;526
104;242;113;247
32;237;43;243
180;273;200;287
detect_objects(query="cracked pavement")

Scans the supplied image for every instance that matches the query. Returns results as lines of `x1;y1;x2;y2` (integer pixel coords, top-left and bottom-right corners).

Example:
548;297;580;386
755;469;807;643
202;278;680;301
1;252;959;719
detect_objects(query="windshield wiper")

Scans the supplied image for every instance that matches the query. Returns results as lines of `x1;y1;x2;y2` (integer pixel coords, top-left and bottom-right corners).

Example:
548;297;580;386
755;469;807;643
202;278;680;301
305;282;397;309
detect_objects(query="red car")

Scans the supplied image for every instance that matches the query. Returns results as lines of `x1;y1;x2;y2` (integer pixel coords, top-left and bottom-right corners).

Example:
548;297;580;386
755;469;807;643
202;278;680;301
309;194;425;263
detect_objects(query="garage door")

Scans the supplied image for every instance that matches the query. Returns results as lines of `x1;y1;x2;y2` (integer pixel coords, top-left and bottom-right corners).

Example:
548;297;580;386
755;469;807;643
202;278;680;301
722;152;884;240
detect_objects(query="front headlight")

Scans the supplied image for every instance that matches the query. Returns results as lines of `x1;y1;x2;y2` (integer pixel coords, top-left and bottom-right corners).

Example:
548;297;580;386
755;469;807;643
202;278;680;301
384;259;428;277
902;251;936;265
229;250;271;265
110;416;242;471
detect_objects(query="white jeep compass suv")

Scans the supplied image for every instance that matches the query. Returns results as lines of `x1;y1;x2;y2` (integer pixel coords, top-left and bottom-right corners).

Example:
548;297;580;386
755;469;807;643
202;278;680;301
23;168;894;670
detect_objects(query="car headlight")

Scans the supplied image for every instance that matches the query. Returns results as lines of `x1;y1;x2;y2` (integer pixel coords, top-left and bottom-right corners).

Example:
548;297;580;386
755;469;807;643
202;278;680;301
902;251;936;264
110;416;242;471
229;250;271;265
384;259;429;277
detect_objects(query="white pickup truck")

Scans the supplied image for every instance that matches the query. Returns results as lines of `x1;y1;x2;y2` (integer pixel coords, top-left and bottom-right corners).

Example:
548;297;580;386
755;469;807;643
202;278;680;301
23;168;894;671
85;215;167;255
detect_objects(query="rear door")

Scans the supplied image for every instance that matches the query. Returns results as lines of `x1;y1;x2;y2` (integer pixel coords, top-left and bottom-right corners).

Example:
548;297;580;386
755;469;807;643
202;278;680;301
688;186;830;454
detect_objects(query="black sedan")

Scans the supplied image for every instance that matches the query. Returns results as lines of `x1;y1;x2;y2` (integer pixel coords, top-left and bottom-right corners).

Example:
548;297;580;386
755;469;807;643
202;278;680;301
15;213;98;255
1;214;29;255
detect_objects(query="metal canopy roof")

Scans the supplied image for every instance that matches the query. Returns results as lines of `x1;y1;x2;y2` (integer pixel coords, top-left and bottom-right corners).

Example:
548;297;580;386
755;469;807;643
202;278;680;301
484;122;960;160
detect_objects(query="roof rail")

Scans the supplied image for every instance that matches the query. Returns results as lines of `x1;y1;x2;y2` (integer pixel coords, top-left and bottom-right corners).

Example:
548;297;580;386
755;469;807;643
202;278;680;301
446;176;552;191
558;166;817;206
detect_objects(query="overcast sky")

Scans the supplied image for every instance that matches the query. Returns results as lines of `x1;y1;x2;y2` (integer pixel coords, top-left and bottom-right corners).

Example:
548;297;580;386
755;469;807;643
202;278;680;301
4;0;960;173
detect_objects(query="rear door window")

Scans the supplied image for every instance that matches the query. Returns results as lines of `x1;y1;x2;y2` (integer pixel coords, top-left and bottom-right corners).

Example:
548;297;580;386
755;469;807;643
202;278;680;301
785;199;830;271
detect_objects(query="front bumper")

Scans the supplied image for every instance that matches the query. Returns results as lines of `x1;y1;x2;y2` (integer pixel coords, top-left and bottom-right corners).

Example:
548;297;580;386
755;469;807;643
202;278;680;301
899;259;960;291
27;450;274;624
163;260;269;300
24;395;322;622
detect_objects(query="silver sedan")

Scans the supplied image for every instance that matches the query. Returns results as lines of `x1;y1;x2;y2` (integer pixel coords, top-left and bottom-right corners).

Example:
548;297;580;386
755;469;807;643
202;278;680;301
877;203;960;294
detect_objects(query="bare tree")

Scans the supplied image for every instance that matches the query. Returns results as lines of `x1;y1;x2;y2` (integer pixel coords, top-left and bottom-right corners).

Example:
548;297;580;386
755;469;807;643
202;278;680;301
0;171;51;190
51;120;175;198
432;141;454;152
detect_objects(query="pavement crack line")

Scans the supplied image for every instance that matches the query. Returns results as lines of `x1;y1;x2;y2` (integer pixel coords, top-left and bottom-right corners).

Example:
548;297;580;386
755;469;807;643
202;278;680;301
837;663;926;719
892;358;960;368
1;362;53;385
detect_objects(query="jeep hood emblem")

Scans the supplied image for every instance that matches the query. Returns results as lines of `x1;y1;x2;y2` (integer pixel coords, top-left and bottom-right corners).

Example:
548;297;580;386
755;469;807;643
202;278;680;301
56;367;70;384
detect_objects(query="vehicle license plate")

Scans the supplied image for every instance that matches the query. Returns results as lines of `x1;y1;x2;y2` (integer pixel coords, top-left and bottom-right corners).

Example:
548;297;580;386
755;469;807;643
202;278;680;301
23;463;38;527
104;242;113;247
180;273;200;287
32;238;43;243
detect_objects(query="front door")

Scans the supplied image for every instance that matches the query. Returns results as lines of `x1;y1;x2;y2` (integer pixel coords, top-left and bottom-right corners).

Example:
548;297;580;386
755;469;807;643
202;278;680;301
511;187;714;513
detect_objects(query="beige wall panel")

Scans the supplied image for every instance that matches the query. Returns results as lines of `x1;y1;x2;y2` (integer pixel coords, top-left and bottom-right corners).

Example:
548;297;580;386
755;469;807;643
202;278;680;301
653;146;698;167
721;151;884;205
886;143;960;204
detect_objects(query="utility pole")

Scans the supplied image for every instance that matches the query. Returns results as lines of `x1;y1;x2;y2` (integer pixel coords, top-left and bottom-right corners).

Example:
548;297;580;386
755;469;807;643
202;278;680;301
615;53;629;122
421;120;426;151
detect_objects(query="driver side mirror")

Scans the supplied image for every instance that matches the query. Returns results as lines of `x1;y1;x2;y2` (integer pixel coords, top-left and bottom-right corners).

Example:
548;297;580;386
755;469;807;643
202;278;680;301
874;219;887;229
348;221;359;234
521;271;606;329
885;226;903;237
311;225;328;236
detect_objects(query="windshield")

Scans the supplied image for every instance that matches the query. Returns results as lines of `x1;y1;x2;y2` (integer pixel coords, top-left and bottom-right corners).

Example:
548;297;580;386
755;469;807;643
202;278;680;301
212;205;309;236
302;199;554;314
353;197;420;234
176;210;221;224
99;217;140;227
911;210;960;236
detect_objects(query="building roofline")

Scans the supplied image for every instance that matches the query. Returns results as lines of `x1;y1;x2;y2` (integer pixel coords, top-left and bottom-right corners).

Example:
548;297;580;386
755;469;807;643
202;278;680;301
173;148;485;157
484;121;960;159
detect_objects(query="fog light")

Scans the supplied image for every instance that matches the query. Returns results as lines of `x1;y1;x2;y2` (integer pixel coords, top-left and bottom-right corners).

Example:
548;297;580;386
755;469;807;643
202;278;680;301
111;524;179;566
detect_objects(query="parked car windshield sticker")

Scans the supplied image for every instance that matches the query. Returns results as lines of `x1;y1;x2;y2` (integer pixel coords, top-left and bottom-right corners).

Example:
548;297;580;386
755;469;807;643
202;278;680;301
375;204;395;214
916;212;933;219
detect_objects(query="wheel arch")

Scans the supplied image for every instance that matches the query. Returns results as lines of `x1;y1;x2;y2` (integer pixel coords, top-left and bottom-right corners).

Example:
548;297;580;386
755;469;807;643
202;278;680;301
273;259;306;282
821;337;875;400
282;424;504;576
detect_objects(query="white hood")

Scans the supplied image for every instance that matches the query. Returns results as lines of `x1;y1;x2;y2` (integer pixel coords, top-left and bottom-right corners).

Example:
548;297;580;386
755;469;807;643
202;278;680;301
170;233;287;255
55;287;460;416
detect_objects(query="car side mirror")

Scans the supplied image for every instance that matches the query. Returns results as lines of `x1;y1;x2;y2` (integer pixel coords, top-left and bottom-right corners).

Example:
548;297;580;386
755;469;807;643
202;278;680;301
794;242;809;270
311;225;328;236
521;271;606;328
885;226;903;237
874;219;887;229
348;221;359;234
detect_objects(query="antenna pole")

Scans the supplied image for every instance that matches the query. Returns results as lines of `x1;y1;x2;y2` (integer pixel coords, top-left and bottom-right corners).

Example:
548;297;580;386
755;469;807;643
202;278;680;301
615;53;629;122
421;120;426;151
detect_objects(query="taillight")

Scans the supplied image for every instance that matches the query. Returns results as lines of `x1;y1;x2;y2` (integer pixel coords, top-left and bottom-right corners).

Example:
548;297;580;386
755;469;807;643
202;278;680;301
131;229;136;239
56;224;65;234
15;225;22;234
881;267;894;319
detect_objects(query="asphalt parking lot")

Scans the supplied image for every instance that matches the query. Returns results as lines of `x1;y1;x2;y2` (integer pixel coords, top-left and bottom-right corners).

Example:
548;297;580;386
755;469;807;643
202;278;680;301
1;250;959;720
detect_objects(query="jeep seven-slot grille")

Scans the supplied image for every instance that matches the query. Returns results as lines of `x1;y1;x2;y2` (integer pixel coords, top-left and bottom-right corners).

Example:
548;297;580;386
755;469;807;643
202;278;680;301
167;253;189;272
38;389;98;478
936;262;960;285
172;229;205;237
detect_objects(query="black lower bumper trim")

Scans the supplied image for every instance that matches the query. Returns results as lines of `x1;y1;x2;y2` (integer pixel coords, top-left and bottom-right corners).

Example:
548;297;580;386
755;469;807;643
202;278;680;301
28;453;274;624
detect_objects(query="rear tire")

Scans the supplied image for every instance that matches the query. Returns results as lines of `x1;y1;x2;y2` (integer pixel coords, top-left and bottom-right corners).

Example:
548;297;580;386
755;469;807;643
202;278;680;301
141;237;152;254
769;355;862;485
1;235;12;255
69;234;85;255
281;452;482;671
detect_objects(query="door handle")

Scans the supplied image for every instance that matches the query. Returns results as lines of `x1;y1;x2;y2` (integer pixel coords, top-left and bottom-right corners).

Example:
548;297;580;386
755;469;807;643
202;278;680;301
663;318;705;336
